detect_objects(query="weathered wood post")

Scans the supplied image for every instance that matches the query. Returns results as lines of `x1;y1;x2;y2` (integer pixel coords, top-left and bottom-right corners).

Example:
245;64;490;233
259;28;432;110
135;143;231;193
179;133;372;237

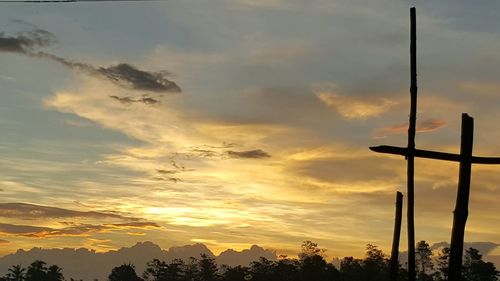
390;191;403;281
370;7;500;281
448;113;474;281
407;7;417;281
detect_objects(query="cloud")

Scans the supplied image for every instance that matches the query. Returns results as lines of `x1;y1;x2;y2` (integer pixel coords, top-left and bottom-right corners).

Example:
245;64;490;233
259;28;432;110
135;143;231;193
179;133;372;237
0;26;180;93
0;239;9;244
0;29;55;54
314;84;397;119
431;241;499;256
110;95;159;105
0;223;53;237
0;202;140;221
374;118;447;138
0;222;105;238
97;64;180;93
106;222;160;229
227;149;271;159
38;52;181;93
0;221;160;238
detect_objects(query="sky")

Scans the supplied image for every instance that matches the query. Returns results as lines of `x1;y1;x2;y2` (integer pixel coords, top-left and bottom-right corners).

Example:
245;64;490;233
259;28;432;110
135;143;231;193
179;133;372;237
1;0;500;262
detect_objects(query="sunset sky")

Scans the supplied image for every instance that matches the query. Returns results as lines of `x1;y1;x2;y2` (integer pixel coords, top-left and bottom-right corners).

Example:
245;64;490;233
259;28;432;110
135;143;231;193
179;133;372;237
1;0;500;261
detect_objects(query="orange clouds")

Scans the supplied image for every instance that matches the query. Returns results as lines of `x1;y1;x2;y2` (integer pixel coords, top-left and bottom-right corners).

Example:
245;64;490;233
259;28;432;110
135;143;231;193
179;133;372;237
374;118;447;138
0;203;161;239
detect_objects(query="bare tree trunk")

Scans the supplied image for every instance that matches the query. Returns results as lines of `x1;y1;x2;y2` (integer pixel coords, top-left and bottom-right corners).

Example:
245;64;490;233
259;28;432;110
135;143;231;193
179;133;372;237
407;7;417;281
390;192;403;281
448;113;474;281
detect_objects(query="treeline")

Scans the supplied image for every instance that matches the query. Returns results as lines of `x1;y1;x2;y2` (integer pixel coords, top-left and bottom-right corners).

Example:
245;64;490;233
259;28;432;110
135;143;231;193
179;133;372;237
1;241;498;281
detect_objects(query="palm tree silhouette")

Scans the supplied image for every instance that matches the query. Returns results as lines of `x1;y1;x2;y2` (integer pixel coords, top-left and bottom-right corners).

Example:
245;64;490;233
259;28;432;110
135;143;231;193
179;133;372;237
46;265;64;281
6;265;25;281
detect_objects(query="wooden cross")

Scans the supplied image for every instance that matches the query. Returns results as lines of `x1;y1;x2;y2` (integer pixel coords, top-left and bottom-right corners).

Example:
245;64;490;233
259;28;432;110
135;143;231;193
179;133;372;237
371;114;500;281
370;7;500;281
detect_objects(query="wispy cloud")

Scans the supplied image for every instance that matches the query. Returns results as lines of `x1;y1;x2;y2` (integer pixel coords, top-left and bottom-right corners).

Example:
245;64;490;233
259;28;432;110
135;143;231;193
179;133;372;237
110;95;159;105
374;118;447;138
227;149;271;159
0;220;160;238
0;202;141;221
314;83;397;119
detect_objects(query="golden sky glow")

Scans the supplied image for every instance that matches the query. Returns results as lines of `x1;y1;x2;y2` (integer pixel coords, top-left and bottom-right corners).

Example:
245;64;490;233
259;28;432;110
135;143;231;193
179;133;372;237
1;0;500;264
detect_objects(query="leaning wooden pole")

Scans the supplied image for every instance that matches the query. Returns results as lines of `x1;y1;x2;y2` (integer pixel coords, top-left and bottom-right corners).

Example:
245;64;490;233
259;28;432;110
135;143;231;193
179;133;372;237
390;191;403;281
407;7;417;281
448;114;474;281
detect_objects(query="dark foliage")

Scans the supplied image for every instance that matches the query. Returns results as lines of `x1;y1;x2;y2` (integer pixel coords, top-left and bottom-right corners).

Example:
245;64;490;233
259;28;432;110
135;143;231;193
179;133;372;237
108;263;143;281
2;241;498;281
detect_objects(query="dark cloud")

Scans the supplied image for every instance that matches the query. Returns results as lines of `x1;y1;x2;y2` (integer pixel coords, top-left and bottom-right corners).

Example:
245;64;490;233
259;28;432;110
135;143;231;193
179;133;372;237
110;95;160;105
0;239;8;244
191;148;221;158
153;177;182;183
0;202;140;221
156;169;178;175
431;241;499;256
98;64;180;93
227;149;271;159
0;26;180;93
0;223;53;237
0;29;55;54
155;169;182;183
0;221;159;238
0;222;105;238
37;52;181;93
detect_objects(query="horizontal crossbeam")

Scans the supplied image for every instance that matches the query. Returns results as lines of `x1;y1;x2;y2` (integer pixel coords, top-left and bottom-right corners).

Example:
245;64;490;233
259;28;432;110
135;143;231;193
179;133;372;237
370;145;500;164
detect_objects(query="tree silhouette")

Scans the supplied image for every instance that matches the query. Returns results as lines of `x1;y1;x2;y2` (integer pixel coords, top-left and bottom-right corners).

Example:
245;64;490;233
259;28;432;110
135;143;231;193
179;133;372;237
143;259;168;281
339;256;363;281
462;248;499;281
46;265;64;281
298;241;326;261
220;265;250;281
250;257;274;281
25;260;47;281
301;254;328;281
108;263;143;281
3;243;499;281
273;257;300;281
435;247;450;281
183;257;198;281
415;241;433;281
197;254;219;281
6;265;25;281
143;258;186;281
363;244;388;281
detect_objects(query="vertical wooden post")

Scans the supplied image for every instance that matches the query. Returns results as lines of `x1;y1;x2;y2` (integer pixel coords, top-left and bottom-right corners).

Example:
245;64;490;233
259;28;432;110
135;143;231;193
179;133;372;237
407;7;417;281
390;191;403;281
448;113;474;281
